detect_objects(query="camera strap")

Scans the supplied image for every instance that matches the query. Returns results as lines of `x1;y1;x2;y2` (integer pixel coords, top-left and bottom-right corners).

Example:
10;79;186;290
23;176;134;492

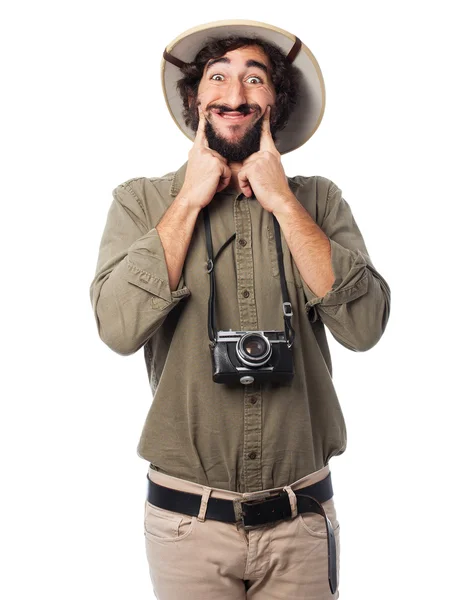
273;215;296;348
203;206;295;347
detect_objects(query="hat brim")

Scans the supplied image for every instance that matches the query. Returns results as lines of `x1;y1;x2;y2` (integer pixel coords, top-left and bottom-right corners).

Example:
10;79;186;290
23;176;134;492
161;19;326;155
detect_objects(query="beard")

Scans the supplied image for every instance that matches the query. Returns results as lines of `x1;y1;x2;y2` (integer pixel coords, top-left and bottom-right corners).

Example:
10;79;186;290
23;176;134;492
205;114;263;162
187;101;278;162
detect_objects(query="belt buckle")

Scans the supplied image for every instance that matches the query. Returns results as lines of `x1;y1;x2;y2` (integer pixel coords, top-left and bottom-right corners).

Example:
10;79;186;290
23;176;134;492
235;490;285;531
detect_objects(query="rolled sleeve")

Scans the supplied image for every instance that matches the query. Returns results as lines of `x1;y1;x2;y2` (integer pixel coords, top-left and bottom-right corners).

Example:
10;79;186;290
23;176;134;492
89;182;190;356
113;226;190;304
302;180;390;351
304;239;370;313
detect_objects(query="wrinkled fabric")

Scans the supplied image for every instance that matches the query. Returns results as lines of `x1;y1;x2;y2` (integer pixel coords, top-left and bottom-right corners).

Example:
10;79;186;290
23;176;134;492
89;161;390;492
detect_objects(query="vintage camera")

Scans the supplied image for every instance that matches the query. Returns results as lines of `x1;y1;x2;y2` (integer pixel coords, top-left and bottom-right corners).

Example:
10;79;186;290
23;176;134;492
210;329;294;385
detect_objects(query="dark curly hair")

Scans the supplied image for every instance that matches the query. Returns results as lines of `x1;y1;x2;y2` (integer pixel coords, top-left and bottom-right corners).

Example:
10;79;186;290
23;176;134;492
176;35;301;134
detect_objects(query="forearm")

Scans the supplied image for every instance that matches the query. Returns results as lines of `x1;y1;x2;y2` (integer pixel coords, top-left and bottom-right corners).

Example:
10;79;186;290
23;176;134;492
273;193;335;298
273;182;390;352
156;193;201;291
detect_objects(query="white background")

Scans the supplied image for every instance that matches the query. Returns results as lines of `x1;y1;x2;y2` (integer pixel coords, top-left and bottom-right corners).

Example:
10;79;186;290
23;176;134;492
2;1;469;598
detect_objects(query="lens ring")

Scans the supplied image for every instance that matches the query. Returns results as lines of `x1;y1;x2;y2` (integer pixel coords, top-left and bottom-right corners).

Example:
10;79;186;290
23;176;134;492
236;333;272;367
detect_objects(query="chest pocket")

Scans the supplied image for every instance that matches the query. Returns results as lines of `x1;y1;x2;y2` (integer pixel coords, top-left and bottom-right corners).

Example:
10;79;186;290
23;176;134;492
266;224;303;289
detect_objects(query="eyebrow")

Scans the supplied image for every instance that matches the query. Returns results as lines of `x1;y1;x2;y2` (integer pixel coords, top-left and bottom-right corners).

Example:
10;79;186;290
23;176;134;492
205;57;269;76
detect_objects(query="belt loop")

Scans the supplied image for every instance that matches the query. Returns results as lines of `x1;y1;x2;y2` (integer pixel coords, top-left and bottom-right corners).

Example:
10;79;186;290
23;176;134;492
282;485;298;518
197;486;213;522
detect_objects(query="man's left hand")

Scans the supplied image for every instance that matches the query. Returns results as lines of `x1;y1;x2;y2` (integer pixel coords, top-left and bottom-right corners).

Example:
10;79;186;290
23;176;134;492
238;106;294;212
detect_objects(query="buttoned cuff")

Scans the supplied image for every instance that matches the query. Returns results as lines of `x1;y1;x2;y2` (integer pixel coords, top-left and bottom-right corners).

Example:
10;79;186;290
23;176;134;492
303;238;369;322
113;227;190;304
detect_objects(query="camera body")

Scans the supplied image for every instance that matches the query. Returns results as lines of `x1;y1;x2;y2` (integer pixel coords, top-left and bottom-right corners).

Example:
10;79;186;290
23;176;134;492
210;329;294;385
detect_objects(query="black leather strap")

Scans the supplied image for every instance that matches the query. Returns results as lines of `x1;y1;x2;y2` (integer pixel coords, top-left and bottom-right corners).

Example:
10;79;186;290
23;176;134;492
147;471;332;523
203;207;236;342
296;489;338;594
146;470;337;594
272;215;295;347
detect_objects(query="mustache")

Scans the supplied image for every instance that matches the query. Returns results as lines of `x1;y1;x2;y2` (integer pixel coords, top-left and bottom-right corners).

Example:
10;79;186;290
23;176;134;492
207;103;260;116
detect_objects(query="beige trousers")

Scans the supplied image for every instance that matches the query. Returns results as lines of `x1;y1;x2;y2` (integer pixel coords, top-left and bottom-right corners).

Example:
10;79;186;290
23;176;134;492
143;464;340;599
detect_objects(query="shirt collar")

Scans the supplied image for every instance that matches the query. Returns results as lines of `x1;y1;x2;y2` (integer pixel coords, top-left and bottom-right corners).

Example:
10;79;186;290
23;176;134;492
169;159;301;199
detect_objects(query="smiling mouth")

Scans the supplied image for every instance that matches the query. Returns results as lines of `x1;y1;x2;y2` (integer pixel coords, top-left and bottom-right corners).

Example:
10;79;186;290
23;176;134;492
212;109;256;122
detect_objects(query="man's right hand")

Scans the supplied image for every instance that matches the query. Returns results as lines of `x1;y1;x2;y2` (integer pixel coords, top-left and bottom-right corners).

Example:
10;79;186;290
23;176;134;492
178;105;232;210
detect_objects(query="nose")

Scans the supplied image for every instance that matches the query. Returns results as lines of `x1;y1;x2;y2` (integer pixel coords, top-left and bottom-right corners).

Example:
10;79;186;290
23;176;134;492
223;78;247;110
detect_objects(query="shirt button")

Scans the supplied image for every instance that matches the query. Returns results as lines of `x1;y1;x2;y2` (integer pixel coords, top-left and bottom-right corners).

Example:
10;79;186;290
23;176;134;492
238;238;247;247
250;397;258;405
248;451;257;460
242;290;250;298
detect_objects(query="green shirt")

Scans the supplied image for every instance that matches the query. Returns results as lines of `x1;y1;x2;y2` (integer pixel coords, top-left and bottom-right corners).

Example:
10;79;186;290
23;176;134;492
89;161;391;492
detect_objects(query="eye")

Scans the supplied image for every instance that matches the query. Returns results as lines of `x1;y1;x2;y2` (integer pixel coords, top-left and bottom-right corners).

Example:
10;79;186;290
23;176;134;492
210;74;225;81
246;76;263;84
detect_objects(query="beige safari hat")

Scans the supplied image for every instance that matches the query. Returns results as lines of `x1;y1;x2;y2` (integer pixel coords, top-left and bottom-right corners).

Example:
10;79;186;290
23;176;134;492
161;19;326;155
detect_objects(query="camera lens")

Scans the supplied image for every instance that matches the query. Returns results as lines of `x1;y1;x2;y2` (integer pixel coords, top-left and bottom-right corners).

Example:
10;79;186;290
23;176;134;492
244;336;267;357
237;332;272;367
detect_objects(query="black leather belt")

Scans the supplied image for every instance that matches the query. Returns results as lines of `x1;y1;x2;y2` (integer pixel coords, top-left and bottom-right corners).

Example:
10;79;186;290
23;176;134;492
146;471;338;595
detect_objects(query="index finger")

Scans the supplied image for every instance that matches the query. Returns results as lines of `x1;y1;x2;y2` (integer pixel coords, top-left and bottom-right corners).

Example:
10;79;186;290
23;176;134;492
194;104;209;148
259;105;276;152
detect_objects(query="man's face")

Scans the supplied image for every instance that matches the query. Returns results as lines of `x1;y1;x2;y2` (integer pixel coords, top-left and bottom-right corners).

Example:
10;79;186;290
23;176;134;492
188;45;277;162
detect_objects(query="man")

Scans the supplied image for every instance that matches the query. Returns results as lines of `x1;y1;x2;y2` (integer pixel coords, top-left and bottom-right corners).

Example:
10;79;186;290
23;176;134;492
90;20;390;600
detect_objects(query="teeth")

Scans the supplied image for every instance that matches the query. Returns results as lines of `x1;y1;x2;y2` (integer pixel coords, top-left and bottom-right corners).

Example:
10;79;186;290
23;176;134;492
221;112;245;118
213;110;253;120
